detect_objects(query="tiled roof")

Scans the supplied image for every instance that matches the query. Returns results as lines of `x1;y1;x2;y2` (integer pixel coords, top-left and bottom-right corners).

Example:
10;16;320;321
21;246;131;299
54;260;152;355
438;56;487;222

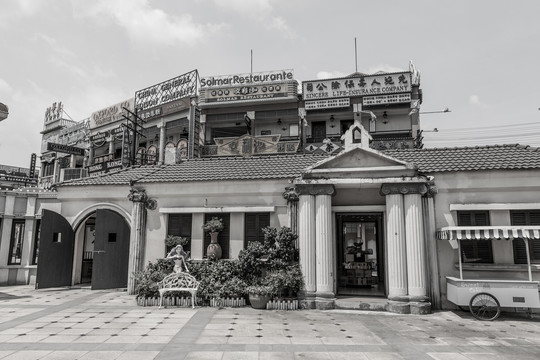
60;154;328;186
385;144;540;172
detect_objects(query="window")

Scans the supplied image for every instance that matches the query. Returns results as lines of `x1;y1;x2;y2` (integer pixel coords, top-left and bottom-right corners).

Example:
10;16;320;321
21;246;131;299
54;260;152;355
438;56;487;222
203;213;230;259
32;220;41;265
457;211;493;263
244;213;270;248
9;220;25;265
168;214;193;254
511;211;540;264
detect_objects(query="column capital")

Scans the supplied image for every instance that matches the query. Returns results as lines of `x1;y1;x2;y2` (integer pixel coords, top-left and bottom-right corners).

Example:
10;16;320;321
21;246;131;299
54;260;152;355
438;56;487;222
380;182;428;196
295;184;335;196
128;187;157;210
282;186;299;202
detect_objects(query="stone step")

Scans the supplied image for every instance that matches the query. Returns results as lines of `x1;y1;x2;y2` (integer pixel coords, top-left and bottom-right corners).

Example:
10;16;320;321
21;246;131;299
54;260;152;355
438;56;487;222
335;297;431;315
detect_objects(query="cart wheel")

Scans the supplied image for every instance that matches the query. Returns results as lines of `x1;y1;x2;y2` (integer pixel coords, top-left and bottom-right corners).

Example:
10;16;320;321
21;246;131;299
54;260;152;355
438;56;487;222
469;292;500;321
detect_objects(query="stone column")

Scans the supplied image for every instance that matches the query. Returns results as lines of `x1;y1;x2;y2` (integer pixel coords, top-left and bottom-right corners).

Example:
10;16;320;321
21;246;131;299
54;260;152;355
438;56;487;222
127;187;157;295
423;183;440;308
282;187;299;241
297;193;316;302
384;192;408;299
404;192;427;299
315;193;334;309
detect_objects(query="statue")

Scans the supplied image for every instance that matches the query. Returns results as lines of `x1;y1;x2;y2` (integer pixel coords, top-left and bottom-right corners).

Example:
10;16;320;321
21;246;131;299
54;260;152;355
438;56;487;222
166;245;190;273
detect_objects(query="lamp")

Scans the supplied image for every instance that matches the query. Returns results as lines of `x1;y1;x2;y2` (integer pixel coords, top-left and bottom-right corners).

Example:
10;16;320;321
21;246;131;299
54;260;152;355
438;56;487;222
277;118;282;125
382;111;388;124
330;115;335;128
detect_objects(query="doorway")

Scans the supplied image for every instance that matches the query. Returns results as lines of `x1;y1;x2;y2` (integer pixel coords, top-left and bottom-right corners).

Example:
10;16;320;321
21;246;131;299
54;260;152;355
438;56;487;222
336;213;385;296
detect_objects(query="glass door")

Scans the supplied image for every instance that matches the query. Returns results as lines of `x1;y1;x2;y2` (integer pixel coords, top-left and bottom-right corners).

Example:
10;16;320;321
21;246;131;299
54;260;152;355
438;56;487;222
337;214;384;296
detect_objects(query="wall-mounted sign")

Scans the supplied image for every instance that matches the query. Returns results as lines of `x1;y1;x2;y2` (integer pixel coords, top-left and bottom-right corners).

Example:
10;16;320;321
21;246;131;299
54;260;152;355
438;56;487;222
363;93;412;106
305;97;350;111
200;82;294;106
211;134;299;156
302;72;412;101
87;158;123;175
44;101;63;123
200;69;294;88
47;142;85;156
90;98;134;129
135;70;198;112
138;97;191;121
89;131;108;147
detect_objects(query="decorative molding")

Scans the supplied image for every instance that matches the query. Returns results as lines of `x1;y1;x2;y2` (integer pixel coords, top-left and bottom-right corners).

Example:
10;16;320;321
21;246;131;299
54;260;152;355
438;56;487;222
379;182;428;196
295;184;336;196
159;206;276;214
128;187;157;210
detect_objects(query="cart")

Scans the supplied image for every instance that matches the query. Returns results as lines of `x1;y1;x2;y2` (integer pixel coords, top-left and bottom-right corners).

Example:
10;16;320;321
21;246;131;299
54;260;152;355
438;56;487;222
438;226;540;321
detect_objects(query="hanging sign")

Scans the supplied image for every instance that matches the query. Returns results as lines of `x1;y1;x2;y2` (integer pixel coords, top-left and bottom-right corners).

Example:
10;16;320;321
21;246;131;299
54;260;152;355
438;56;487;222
363;93;411;106
89;131;108;147
305;98;350;110
46;142;85;156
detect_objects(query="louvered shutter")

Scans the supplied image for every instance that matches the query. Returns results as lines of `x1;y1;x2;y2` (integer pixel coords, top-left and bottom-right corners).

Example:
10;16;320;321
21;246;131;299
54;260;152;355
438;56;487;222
244;213;270;248
458;211;493;263
512;211;540;264
167;214;193;253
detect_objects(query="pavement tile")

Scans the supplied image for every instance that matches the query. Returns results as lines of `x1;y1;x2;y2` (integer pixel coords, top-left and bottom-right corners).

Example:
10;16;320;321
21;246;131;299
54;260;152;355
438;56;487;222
115;351;160;360
1;351;53;360
78;351;123;360
184;352;223;360
41;351;89;359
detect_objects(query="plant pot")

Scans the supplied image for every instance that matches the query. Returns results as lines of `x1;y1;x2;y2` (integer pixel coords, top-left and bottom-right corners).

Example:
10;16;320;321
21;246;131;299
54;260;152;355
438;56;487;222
249;293;271;309
207;232;222;259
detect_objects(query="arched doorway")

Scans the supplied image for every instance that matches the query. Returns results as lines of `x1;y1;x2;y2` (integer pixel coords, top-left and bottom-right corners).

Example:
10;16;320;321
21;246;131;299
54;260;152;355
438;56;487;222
37;209;130;290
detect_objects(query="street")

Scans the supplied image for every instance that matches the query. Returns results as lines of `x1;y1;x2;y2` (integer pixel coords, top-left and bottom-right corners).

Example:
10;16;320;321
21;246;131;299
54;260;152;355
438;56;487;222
0;286;539;359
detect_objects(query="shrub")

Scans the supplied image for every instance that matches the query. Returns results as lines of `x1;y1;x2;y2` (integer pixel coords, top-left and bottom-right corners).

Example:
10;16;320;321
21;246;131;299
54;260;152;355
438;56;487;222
134;258;173;298
202;217;224;233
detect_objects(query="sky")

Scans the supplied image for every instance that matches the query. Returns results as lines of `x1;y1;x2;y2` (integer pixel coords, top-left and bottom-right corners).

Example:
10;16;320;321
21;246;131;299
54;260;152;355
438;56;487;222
1;0;540;168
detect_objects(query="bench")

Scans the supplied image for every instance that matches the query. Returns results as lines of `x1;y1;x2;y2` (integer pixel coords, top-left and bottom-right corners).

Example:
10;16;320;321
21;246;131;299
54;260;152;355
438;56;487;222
158;272;200;309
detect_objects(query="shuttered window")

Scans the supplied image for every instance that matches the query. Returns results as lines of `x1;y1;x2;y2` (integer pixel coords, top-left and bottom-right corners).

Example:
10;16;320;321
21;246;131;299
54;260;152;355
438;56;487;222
244;213;270;248
511;211;540;264
457;211;493;263
167;214;192;253
203;213;230;259
8;220;25;265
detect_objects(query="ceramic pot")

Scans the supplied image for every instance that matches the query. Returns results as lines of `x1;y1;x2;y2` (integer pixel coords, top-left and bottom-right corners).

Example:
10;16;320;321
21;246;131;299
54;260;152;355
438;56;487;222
249;293;271;309
206;232;222;259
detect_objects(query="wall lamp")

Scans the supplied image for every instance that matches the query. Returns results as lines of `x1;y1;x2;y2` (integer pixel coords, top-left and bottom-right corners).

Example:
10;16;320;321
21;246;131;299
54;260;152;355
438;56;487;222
330;115;335;128
382;111;388;124
277;118;282;125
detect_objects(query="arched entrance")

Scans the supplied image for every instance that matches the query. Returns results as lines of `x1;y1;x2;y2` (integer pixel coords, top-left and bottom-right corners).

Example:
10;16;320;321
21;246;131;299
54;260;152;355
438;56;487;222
36;209;130;290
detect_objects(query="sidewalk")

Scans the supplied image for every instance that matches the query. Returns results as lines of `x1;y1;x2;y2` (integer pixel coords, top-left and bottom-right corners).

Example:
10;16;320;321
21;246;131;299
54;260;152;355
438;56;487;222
0;286;539;359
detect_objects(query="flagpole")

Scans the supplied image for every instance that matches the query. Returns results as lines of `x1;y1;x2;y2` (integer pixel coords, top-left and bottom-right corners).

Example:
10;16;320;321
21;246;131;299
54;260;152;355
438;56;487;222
355;38;358;73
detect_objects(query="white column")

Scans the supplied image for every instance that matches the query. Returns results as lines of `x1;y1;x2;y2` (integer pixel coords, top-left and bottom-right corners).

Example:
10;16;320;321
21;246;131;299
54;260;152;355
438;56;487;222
0;195;16;266
315;194;334;298
386;193;408;299
127;188;148;295
423;190;440;307
298;194;316;296
158;123;166;164
405;194;427;299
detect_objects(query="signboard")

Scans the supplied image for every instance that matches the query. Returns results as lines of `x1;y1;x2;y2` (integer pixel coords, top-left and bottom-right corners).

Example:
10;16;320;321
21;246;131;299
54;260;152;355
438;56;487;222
211;134;299;156
200;82;290;105
135;70;198;112
87;158;123;175
302;72;412;101
363;93;411;106
305;97;350;110
47;142;85;156
90;131;108;147
137;97;191;121
90;98;134;129
200;69;294;88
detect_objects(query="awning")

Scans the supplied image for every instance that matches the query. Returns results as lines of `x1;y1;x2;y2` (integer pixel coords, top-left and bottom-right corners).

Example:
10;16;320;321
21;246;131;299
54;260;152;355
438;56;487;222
436;226;540;241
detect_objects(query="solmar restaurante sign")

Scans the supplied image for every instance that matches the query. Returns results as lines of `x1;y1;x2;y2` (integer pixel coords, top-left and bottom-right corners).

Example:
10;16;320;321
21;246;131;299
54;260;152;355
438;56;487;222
200;70;294;88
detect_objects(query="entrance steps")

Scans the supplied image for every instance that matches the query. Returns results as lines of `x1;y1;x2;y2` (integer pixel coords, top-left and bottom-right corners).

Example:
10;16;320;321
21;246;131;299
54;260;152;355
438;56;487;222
334;296;432;315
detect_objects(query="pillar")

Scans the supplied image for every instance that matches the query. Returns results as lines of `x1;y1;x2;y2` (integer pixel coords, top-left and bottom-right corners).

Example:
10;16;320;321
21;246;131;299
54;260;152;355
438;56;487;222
282;187;299;242
384;193;408;299
423;183;440;308
404;193;427;299
315;193;334;307
298;194;316;299
127;187;156;295
0;195;16;267
158;123;166;164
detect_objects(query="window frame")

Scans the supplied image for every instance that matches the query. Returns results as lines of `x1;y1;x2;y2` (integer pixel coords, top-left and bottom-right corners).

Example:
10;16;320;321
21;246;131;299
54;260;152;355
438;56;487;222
244;212;270;248
8;219;25;265
457;211;493;264
511;210;540;264
32;219;41;265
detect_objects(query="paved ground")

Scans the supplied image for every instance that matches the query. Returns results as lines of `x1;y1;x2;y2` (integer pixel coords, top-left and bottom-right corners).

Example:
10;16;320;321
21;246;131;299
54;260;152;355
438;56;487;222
0;286;539;359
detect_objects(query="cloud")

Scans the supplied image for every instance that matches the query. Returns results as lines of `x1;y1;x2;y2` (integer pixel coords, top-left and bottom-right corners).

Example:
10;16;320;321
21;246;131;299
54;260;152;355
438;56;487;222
367;64;405;74
71;0;223;46
0;78;13;95
316;71;347;79
213;0;297;39
0;0;46;25
470;95;487;107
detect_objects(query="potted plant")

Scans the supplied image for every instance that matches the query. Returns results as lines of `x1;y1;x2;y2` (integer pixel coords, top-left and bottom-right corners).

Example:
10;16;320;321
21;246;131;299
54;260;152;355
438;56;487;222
203;217;224;259
246;284;275;309
164;235;188;254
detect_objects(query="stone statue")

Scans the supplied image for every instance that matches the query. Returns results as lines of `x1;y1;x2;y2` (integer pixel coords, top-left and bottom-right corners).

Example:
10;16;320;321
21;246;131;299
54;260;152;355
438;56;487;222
166;245;190;273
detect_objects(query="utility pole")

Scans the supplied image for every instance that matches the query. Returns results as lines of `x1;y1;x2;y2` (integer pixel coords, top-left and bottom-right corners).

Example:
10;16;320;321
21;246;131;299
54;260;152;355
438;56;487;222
122;107;146;166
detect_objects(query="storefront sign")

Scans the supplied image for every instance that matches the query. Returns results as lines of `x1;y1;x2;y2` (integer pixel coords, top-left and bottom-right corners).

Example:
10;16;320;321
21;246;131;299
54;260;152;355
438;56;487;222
90;131;108;147
303;72;412;101
135;70;198;112
200;82;291;105
305;98;350;110
212;134;299;156
44;101;63;123
200;69;294;88
90;98;134;129
46;142;85;156
87;158;123;175
363;93;411;106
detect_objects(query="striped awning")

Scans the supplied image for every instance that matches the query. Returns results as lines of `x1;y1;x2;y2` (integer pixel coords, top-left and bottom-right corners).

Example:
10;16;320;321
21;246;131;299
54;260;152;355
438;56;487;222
436;226;540;241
